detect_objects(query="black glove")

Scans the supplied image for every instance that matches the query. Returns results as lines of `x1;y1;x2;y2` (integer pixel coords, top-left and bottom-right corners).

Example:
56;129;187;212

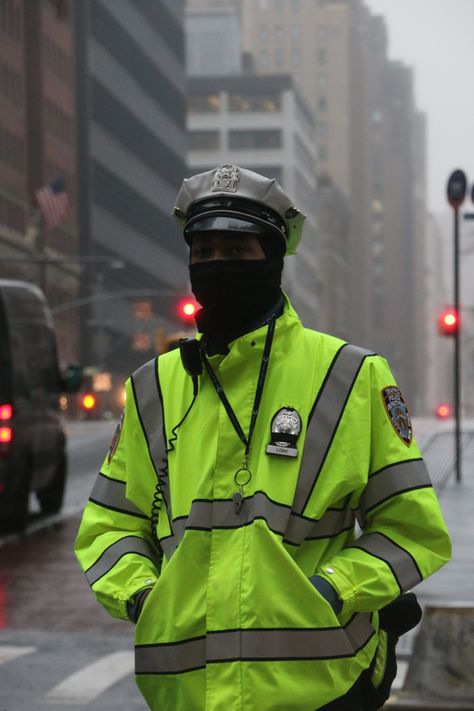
379;591;422;636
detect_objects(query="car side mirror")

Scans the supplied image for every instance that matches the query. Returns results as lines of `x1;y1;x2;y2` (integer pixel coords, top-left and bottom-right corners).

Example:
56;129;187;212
61;364;83;393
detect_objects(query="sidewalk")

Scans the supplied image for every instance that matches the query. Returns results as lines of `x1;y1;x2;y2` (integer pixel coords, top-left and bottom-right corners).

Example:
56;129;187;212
385;438;474;709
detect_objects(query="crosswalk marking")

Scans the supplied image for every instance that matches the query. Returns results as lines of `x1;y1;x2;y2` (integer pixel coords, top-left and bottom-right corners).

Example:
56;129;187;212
0;645;36;666
44;650;134;704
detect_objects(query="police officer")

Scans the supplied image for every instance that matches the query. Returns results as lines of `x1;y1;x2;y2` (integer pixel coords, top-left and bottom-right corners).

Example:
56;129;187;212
75;165;451;711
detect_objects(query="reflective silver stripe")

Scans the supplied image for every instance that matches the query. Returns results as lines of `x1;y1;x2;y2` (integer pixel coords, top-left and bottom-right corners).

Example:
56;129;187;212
293;344;373;516
349;532;422;591
85;536;157;586
131;359;170;522
135;614;374;674
287;506;355;544
90;473;148;518
159;493;355;557
360;459;432;515
135;636;206;675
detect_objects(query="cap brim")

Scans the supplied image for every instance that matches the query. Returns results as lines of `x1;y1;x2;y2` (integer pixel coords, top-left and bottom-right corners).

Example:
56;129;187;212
184;215;275;243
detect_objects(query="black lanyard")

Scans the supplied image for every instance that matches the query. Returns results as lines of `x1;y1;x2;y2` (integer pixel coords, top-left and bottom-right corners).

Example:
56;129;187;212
201;317;276;469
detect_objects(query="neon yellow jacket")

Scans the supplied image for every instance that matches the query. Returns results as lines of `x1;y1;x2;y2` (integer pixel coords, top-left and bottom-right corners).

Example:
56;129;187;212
75;299;451;710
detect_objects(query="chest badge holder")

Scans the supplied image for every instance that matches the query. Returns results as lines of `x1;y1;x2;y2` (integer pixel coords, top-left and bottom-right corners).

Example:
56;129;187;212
266;407;301;458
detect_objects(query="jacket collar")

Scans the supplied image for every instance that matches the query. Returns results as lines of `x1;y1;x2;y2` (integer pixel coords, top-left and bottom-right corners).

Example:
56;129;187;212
205;294;303;373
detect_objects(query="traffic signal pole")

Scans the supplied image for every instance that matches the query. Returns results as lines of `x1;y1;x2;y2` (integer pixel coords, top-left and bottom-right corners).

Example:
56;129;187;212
447;169;468;484
453;206;461;483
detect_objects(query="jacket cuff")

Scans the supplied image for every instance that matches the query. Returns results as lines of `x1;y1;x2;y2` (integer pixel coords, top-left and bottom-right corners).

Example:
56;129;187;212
126;587;153;623
309;575;342;614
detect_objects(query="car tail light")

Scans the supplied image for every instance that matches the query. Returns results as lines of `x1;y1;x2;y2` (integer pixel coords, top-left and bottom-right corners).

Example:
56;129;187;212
0;427;13;443
0;405;13;457
0;404;12;421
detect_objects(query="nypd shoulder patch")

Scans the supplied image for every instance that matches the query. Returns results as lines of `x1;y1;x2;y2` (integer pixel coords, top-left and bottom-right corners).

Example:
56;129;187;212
107;411;124;464
381;386;412;446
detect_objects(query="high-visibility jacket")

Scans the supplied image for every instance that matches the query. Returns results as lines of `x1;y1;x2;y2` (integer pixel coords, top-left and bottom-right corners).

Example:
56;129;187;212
75;298;451;711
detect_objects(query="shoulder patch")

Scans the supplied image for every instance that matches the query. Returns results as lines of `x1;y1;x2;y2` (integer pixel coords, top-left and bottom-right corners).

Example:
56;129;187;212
108;411;124;463
381;386;413;446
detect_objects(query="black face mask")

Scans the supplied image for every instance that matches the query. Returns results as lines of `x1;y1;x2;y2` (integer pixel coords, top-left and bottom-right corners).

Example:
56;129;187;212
189;258;283;334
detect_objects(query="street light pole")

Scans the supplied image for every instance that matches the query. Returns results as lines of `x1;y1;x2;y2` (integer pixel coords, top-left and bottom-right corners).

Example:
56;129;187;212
447;169;467;484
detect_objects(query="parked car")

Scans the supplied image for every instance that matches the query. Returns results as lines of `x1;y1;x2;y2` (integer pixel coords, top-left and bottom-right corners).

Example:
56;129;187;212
0;280;81;532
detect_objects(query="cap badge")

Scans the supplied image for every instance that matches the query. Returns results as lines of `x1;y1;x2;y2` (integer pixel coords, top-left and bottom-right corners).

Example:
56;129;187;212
266;407;301;458
212;164;240;193
381;386;413;446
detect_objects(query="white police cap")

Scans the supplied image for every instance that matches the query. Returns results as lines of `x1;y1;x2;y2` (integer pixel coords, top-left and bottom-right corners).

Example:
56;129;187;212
173;164;306;256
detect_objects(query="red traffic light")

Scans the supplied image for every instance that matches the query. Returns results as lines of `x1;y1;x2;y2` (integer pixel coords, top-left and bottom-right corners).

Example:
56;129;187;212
81;393;97;411
0;404;12;421
178;298;198;320
436;403;452;419
438;308;459;336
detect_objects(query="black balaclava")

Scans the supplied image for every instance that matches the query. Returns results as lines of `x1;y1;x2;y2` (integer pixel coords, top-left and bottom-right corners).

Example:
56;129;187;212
188;233;284;336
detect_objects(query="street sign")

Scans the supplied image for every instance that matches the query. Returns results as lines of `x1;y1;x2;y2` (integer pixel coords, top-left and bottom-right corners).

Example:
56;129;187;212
446;169;467;209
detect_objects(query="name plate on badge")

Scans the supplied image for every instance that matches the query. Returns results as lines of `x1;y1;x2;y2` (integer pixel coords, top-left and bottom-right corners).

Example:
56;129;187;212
266;443;298;458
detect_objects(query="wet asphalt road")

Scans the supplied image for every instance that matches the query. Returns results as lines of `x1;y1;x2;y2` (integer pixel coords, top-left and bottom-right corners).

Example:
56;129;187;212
0;419;147;710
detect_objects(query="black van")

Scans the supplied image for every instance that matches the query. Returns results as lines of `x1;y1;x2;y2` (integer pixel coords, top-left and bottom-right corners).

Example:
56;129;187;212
0;280;81;532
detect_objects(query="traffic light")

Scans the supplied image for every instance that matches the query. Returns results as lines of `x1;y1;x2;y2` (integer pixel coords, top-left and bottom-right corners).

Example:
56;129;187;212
436;403;452;419
178;298;198;321
81;393;97;411
438;308;460;336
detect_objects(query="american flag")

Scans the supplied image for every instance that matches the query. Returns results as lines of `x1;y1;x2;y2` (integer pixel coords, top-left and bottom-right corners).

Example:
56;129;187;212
35;177;70;230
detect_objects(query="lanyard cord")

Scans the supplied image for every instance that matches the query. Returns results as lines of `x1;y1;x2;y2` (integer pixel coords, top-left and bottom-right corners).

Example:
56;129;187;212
201;317;276;465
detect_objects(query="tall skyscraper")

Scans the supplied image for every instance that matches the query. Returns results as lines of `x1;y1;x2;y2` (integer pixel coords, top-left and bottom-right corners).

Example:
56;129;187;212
0;0;79;363
238;0;429;411
186;0;319;326
75;0;188;376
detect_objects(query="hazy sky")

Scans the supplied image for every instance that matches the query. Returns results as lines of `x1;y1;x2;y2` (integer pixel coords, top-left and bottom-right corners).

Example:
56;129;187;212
364;0;474;216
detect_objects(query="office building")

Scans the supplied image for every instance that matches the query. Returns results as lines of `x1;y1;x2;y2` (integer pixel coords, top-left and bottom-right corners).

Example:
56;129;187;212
75;0;187;376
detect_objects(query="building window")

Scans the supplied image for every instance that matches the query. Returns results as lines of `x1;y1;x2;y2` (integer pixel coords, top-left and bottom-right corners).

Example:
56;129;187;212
259;25;269;41
0;125;24;173
229;129;282;150
188;94;221;113
318;96;327;112
44;99;73;143
317;47;327;65
190;130;220;150
0;193;25;233
0;60;23;107
318;74;327;91
44;36;73;86
291;23;301;41
317;26;328;43
318;144;328;161
259;49;270;68
275;25;284;42
291;48;301;67
229;92;280;112
0;0;22;42
275;0;285;12
318;121;328;139
275;47;285;67
291;0;301;10
258;0;269;10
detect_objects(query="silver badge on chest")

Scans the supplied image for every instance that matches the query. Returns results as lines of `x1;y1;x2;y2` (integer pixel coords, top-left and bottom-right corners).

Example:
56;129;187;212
266;407;302;458
211;164;240;193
